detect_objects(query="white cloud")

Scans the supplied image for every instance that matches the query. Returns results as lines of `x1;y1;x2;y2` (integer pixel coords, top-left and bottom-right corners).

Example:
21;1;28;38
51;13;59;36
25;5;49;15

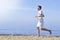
0;0;36;22
0;0;22;12
0;0;8;8
0;0;22;22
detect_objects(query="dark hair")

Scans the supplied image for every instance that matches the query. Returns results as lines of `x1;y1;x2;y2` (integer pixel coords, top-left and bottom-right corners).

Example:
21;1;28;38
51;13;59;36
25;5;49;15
38;5;42;9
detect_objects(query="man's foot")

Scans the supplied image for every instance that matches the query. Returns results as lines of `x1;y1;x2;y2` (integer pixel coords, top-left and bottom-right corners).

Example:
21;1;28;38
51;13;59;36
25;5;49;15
49;30;52;34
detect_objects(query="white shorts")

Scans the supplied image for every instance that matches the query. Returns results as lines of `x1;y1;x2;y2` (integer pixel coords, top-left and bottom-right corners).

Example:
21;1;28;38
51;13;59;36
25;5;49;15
37;21;43;29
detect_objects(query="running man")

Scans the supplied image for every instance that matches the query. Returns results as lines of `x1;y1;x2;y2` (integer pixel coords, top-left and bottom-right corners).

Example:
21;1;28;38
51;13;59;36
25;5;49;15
35;5;52;37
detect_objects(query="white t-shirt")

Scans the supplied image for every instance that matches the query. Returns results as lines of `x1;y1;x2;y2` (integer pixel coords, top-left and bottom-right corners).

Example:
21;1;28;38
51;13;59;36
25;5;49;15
37;10;44;28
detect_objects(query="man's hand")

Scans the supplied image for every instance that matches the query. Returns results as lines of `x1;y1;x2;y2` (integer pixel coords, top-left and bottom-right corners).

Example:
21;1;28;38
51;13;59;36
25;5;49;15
39;14;44;17
35;16;41;18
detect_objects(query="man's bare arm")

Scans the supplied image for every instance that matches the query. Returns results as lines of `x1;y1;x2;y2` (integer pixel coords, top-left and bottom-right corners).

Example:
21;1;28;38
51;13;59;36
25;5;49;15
35;14;44;18
35;16;40;18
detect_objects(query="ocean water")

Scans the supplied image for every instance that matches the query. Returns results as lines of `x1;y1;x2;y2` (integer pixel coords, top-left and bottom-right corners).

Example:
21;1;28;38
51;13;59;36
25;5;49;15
0;27;60;36
0;22;60;36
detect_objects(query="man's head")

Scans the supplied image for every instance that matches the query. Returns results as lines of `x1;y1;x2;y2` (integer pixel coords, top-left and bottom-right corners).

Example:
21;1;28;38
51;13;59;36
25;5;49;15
37;5;42;11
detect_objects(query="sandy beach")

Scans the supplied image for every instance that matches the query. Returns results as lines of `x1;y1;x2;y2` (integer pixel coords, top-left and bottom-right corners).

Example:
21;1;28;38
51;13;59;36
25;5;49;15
0;35;60;40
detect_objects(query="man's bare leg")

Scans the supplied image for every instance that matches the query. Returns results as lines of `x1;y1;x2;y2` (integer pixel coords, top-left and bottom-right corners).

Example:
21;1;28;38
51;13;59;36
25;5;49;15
41;28;52;34
37;27;40;37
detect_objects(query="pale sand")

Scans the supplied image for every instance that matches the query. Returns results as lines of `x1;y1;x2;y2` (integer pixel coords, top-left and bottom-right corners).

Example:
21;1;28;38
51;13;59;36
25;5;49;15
0;35;60;40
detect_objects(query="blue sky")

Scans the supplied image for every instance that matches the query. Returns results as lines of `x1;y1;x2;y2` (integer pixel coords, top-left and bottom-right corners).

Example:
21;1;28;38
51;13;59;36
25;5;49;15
0;0;60;35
